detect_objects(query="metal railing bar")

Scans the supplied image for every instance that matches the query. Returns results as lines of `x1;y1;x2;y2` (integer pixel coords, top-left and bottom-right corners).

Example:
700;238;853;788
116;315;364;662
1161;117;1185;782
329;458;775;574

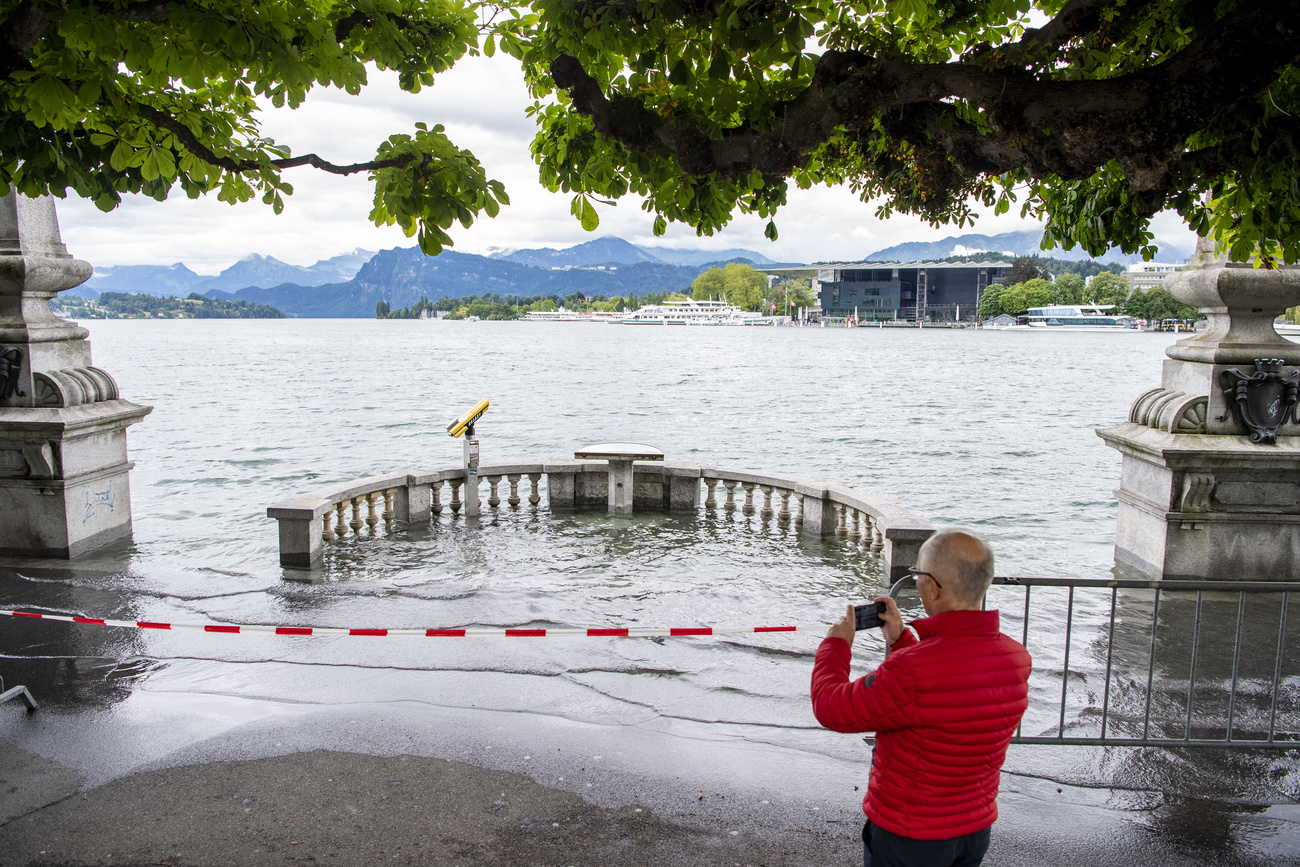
995;577;1300;593
1185;590;1204;741
1269;590;1289;743
1226;591;1246;742
1059;585;1075;738
1017;584;1031;739
1100;585;1118;740
1012;736;1299;749
1143;586;1162;741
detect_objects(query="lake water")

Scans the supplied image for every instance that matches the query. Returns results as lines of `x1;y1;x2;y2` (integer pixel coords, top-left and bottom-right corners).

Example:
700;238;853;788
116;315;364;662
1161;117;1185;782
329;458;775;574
3;320;1297;864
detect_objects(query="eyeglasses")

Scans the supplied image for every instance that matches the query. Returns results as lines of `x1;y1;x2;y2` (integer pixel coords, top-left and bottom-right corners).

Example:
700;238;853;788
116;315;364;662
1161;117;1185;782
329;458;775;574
906;567;943;590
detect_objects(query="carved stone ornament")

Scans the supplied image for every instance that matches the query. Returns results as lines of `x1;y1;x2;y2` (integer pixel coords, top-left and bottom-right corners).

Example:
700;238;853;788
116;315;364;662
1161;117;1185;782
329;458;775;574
1219;358;1300;444
32;366;119;407
1129;387;1208;433
1179;473;1215;513
0;347;26;399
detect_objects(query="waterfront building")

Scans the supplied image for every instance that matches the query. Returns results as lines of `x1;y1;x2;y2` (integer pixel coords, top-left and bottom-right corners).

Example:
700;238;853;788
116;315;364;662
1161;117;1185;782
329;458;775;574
1123;262;1182;291
762;260;1013;322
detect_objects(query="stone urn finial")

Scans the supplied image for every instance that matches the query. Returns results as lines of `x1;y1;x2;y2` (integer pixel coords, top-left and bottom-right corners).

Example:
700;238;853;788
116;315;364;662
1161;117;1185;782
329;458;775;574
1162;235;1300;365
0;192;97;406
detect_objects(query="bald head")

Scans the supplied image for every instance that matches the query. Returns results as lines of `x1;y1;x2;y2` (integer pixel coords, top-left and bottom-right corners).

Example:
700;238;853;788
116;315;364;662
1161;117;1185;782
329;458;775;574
916;530;994;608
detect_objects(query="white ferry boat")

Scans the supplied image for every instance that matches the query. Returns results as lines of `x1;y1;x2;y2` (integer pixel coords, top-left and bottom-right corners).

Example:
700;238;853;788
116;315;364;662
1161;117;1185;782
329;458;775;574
522;308;622;322
617;298;766;325
1021;305;1136;331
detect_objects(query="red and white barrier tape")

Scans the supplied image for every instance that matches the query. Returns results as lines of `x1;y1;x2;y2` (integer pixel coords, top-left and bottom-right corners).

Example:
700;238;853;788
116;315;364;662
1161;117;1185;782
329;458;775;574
0;608;807;638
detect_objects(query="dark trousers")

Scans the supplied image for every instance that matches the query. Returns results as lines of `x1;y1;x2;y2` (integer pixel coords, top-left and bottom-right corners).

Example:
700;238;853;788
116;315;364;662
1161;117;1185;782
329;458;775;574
863;820;991;867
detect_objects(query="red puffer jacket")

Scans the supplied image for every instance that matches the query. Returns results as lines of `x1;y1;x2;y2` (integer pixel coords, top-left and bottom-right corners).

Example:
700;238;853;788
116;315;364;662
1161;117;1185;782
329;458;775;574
811;609;1031;840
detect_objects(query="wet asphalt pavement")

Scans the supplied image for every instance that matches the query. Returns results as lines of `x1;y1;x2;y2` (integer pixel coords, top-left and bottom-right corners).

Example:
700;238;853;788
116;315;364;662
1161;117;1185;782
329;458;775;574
2;693;1298;867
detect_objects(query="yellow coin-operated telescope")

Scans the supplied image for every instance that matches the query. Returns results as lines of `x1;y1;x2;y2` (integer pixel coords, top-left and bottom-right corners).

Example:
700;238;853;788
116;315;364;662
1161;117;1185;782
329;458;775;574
447;399;489;517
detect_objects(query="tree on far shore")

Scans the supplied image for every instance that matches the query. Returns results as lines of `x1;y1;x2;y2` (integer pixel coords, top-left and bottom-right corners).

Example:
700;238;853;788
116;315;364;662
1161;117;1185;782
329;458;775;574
690;263;767;310
1085;272;1131;307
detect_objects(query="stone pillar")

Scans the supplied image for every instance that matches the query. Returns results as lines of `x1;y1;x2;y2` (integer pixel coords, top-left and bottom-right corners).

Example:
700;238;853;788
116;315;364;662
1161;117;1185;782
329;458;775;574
0;193;151;558
1098;237;1300;580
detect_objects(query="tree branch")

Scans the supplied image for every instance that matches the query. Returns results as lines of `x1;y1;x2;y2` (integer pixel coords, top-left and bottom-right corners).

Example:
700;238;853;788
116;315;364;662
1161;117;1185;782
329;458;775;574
0;2;50;75
136;104;419;176
548;1;1300;193
335;10;419;42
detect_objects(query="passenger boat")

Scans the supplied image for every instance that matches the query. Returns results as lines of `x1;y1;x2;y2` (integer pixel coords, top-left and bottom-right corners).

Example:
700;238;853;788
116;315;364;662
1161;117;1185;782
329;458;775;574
522;309;622;322
1021;305;1136;331
617;298;766;325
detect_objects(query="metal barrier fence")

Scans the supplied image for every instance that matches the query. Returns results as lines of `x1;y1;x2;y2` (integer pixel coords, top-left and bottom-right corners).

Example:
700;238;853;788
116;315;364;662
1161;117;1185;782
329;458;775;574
889;576;1300;750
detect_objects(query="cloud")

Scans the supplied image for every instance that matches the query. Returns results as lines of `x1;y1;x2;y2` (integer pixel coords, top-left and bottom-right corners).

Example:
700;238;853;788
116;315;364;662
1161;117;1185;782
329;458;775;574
52;54;1199;273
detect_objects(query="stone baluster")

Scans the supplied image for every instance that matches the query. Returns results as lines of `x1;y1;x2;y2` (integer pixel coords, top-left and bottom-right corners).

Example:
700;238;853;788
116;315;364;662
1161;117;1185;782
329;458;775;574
488;475;501;509
322;505;336;542
778;489;791;524
382;489;395;531
365;492;379;533
724;481;737;513
704;478;718;510
335;501;348;539
871;519;885;553
507;474;521;508
834;503;847;538
848;508;861;542
795;494;804;529
760;485;774;521
431;480;444;517
528;473;542;506
742;483;756;516
449;480;463;516
350;497;364;535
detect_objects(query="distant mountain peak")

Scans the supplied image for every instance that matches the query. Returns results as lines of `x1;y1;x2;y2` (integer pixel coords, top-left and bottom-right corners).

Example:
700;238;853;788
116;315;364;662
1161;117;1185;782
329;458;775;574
492;235;777;268
864;229;1192;265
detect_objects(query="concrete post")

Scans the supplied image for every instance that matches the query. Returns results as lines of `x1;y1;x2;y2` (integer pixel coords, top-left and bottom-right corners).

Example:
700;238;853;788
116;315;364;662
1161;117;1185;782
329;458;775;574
400;480;431;524
543;461;582;508
608;459;634;515
267;498;331;569
667;473;701;510
0;193;151;557
798;489;839;537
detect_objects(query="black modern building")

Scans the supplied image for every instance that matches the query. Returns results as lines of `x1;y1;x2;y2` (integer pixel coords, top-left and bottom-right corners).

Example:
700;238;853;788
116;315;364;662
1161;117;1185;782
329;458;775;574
763;260;1013;322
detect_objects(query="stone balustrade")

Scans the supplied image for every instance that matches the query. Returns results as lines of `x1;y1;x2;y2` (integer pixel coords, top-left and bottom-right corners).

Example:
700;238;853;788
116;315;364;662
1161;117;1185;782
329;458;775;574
268;460;933;579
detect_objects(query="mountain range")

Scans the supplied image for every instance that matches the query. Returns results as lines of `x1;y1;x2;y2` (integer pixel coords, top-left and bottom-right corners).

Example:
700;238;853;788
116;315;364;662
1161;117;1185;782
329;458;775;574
204;248;768;318
492;236;779;268
69;237;783;317
63;229;1184;318
80;250;376;298
863;230;1193;264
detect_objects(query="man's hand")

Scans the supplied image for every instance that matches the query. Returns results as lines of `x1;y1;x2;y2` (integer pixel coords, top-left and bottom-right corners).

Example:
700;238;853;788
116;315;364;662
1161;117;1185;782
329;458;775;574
828;599;907;646
827;603;856;643
876;596;905;648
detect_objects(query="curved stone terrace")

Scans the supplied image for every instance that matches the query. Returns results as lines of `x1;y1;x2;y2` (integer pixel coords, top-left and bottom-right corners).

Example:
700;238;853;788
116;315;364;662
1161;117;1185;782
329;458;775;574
266;446;935;580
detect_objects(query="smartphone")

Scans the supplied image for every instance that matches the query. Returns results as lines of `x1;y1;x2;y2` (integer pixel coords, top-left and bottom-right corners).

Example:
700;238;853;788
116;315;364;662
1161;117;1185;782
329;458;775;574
854;601;887;630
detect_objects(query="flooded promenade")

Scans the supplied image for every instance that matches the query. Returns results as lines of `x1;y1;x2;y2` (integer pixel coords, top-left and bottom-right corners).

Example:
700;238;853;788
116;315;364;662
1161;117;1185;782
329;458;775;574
1;320;1296;864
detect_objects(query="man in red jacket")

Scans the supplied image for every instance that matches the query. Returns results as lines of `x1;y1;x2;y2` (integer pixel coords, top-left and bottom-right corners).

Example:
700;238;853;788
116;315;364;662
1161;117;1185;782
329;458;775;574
811;529;1031;867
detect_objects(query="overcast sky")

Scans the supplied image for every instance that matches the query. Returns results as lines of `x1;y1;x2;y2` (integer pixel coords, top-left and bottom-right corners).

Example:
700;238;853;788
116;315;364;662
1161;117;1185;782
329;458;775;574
55;55;1197;275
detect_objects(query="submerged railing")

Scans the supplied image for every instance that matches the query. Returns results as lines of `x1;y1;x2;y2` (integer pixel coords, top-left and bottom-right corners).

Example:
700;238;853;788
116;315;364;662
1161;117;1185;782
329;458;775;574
891;576;1300;749
268;458;934;578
